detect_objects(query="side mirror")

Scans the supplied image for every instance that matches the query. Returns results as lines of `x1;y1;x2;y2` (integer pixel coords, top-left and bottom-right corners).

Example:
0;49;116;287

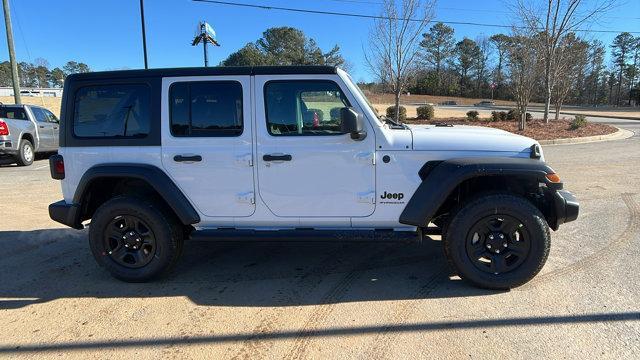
340;107;366;141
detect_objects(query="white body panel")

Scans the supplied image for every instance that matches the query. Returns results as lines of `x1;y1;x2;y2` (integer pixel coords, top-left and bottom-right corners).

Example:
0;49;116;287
253;74;376;218
59;69;540;231
160;75;256;218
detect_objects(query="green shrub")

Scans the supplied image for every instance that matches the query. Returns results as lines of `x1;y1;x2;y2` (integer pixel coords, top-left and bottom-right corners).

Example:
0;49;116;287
466;110;480;120
416;105;435;120
507;109;533;122
329;107;342;121
491;111;507;121
570;115;588;130
386;105;407;121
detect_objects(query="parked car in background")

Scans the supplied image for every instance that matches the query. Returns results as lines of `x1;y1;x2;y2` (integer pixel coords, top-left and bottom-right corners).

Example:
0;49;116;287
0;104;59;166
474;100;495;107
440;100;458;105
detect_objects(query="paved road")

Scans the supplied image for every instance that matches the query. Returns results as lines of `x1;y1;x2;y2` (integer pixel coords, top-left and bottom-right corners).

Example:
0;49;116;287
447;105;640;125
0;120;638;358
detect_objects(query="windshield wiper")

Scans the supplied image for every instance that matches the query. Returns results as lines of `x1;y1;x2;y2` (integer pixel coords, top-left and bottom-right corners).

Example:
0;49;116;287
380;115;407;129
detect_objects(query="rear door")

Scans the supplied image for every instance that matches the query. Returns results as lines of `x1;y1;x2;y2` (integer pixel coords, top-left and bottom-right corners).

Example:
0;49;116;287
160;76;255;217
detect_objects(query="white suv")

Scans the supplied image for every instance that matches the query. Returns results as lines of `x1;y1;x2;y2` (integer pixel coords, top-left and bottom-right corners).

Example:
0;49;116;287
48;66;578;289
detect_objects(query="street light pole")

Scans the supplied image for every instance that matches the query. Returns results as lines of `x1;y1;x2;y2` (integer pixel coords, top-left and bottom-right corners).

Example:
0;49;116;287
139;0;148;69
2;0;21;104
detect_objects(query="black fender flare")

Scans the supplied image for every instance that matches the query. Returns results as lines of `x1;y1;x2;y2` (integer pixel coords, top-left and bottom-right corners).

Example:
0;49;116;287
399;157;559;227
73;164;200;225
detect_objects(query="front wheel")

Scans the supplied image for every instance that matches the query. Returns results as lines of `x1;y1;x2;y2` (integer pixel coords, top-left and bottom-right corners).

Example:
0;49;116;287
444;194;550;289
89;196;184;282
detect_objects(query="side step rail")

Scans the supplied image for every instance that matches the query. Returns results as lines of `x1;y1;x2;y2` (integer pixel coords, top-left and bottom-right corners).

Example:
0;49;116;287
189;228;422;243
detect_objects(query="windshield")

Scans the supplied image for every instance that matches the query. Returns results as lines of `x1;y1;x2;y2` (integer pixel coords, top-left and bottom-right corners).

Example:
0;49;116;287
344;73;381;120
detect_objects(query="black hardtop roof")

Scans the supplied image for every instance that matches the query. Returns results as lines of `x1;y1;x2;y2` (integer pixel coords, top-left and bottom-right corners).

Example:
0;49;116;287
66;65;339;81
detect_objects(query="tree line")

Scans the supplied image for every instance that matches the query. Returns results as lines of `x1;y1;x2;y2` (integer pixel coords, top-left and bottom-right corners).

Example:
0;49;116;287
0;58;90;88
402;24;640;110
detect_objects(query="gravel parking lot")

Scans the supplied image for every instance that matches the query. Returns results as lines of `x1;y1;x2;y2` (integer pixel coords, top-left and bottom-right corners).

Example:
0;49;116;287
1;122;639;359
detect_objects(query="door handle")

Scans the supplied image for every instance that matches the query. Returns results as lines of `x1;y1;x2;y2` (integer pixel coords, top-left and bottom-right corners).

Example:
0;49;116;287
173;154;202;163
39;125;45;128
263;154;292;162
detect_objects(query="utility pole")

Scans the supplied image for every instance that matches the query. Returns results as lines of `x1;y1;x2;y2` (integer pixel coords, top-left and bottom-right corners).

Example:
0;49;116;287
139;0;148;69
203;33;208;67
192;21;219;67
2;0;21;104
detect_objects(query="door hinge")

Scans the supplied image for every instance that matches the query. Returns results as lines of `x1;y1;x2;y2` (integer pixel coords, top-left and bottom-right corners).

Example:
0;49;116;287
357;191;376;204
236;154;253;167
237;191;255;204
355;152;375;165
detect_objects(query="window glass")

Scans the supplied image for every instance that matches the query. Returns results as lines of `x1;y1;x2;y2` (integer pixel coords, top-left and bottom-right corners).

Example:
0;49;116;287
73;84;150;138
44;109;59;123
0;107;28;120
265;81;350;136
170;81;243;137
31;107;49;123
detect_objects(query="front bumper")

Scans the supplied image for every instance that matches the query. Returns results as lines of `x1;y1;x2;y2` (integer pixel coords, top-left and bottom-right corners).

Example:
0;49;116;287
49;200;83;229
551;190;579;230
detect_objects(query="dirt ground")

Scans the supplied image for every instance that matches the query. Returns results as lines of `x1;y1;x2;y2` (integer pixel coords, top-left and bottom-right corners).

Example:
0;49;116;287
0;96;62;117
1;122;639;358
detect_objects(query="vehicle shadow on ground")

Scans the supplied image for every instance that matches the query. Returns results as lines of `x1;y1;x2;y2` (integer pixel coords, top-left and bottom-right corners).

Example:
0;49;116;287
2;311;638;353
0;228;495;309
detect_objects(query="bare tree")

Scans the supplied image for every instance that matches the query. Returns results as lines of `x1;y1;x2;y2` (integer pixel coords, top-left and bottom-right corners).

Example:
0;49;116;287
552;33;589;120
506;33;540;131
366;0;436;121
515;0;615;123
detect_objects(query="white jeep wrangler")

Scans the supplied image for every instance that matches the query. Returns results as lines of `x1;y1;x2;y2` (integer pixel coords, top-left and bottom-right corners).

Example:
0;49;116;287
48;66;578;289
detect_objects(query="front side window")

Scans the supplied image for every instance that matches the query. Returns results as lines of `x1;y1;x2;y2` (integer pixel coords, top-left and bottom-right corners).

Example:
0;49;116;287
170;81;243;137
73;84;150;138
31;107;49;123
265;81;350;136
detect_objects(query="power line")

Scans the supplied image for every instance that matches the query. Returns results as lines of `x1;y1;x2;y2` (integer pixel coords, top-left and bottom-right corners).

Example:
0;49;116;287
192;0;640;34
322;0;640;21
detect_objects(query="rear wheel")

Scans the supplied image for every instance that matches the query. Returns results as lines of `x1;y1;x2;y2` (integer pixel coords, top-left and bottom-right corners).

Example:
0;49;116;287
444;194;550;289
15;139;34;166
89;196;184;282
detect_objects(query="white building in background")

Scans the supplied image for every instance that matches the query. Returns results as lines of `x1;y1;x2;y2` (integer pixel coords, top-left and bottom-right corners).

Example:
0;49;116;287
0;87;63;97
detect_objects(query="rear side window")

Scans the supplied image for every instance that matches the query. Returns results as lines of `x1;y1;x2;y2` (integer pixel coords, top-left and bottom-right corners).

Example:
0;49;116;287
169;81;243;137
73;84;150;138
0;107;28;120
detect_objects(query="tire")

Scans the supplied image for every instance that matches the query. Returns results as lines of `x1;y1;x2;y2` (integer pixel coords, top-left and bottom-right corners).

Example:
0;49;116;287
15;139;34;166
444;194;550;290
89;196;184;282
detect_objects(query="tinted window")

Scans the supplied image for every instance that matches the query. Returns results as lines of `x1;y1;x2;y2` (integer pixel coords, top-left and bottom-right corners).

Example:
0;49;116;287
265;81;350;136
44;109;59;123
170;81;243;137
31;107;49;123
73;84;150;138
0;107;28;120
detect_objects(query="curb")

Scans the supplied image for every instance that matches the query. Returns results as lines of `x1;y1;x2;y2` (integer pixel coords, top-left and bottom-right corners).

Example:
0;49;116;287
538;126;634;145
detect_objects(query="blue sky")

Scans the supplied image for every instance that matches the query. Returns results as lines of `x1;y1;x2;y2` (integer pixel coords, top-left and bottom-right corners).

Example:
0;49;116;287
1;0;638;81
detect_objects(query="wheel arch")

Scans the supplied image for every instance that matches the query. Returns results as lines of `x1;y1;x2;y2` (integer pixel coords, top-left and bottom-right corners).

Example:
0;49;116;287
73;164;200;226
399;158;562;230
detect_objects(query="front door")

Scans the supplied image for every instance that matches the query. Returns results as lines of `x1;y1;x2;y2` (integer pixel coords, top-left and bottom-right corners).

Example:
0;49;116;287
161;76;255;217
30;107;55;150
254;76;376;218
